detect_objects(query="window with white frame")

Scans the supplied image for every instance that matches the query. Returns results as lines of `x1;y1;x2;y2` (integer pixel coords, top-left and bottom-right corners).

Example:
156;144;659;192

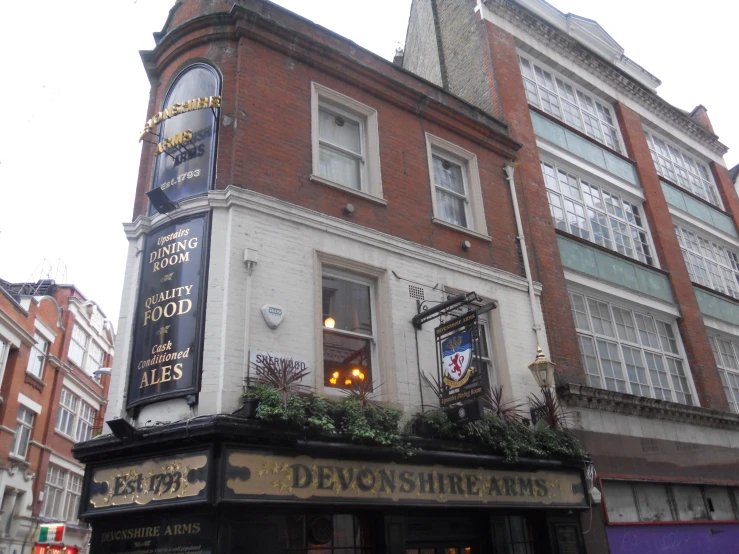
68;324;105;377
542;161;655;265
571;292;694;404
41;465;82;523
75;402;97;442
56;388;79;437
674;223;739;299
425;134;487;236
518;54;623;152
26;333;48;379
10;407;34;459
311;82;382;198
644;129;721;208
322;272;375;390
709;336;739;413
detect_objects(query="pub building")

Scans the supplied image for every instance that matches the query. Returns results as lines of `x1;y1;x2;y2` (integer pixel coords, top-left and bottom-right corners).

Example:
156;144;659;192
73;0;595;552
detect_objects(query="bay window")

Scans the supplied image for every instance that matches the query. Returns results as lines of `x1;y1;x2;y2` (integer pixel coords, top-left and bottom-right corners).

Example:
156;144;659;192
543;161;655;265
571;292;694;404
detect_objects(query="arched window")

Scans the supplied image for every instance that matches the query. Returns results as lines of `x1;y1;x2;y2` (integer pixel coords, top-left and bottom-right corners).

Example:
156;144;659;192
150;63;221;210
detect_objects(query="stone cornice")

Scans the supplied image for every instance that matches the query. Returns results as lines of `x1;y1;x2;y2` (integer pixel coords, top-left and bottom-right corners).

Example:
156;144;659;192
483;0;728;156
558;383;739;431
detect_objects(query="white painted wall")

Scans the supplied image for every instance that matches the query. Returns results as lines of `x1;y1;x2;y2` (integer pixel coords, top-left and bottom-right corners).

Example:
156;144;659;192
106;188;549;428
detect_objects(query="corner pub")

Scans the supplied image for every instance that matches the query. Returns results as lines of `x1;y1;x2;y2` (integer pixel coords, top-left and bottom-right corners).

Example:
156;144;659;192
74;1;593;553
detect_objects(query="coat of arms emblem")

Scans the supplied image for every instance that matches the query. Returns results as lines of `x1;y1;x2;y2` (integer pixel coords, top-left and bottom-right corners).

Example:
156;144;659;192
441;330;473;387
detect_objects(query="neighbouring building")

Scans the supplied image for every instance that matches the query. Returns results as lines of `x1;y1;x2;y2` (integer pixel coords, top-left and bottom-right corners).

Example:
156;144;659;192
403;0;739;552
71;0;602;553
0;279;114;554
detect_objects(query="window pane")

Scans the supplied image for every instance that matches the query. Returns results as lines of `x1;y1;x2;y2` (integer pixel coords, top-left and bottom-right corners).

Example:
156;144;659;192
570;293;590;331
323;332;372;390
634;314;660;349
596;339;627;393
602;481;638;522
634;483;673;522
673;485;709;521
320;146;361;190
433;155;465;195
656;321;679;354
588;300;615;337
612;307;638;343
704;487;736;521
436;189;468;228
322;276;372;335
666;358;692;405
644;352;672;401
319;108;361;154
547;192;567;231
579;335;602;388
621;346;650;397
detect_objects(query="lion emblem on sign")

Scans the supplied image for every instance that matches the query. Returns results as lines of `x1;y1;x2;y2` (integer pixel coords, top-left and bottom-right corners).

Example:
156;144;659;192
441;331;473;384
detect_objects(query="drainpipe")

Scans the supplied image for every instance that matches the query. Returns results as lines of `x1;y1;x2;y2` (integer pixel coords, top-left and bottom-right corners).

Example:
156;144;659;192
504;164;545;349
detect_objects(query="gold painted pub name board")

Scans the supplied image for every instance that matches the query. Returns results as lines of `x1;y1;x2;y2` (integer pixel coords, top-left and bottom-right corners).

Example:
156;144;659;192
225;451;586;507
86;451;209;513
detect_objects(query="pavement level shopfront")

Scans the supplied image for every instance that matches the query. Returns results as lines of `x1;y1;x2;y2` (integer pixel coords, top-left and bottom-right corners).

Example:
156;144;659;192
74;416;590;554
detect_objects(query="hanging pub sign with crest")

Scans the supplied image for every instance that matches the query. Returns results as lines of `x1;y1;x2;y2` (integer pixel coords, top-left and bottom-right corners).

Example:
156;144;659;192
435;311;486;411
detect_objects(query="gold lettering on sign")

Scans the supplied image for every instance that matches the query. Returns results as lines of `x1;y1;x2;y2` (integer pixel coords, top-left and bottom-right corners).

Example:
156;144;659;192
225;452;585;507
155;129;193;155
139;96;221;140
89;453;208;510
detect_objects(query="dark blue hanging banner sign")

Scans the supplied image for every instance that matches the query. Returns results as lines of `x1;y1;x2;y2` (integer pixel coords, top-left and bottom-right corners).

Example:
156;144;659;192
127;213;210;409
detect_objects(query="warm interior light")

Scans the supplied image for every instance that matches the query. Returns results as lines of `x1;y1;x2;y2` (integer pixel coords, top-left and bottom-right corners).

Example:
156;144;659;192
329;377;337;385
344;379;352;386
359;372;365;380
324;317;336;329
352;369;360;377
332;371;339;378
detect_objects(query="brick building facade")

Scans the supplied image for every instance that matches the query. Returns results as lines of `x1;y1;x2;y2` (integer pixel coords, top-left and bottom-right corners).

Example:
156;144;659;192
73;1;602;553
0;280;113;554
403;1;739;552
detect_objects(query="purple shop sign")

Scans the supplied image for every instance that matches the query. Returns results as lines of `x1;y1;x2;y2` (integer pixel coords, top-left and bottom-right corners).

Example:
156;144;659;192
607;523;739;554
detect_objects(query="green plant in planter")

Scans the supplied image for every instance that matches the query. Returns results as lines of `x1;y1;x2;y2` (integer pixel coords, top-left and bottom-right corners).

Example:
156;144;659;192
531;424;584;459
409;409;459;440
340;397;402;446
251;356;310;410
305;394;336;433
253;385;308;428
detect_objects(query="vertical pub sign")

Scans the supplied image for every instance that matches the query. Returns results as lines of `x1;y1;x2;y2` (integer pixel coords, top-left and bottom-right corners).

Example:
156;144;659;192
436;312;486;408
143;63;221;212
127;213;210;409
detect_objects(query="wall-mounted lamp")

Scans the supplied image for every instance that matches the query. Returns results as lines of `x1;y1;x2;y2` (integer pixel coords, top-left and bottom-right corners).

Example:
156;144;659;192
324;317;336;329
528;346;555;388
146;188;178;215
343;203;355;216
461;240;471;251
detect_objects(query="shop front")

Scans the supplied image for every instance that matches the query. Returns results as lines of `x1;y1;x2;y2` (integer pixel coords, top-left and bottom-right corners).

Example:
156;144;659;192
75;418;590;554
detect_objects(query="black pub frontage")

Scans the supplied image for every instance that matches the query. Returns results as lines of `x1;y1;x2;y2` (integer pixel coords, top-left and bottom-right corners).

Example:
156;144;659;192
74;419;590;554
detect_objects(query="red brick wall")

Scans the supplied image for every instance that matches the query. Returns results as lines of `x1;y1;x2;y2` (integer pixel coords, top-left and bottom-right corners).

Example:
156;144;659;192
478;20;585;384
615;103;728;410
133;6;528;280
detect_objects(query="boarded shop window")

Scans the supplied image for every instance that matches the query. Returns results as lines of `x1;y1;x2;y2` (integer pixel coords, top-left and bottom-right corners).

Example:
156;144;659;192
601;481;638;523
673;485;709;521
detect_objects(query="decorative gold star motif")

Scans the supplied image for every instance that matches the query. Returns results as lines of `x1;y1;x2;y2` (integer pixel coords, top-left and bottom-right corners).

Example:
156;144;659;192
157;326;171;339
161;273;174;283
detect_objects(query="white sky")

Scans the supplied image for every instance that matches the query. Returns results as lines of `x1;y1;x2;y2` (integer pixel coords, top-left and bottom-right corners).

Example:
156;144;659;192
0;0;736;328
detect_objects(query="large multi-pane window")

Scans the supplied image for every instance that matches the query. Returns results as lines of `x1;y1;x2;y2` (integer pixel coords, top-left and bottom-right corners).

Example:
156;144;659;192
571;292;694;404
10;407;34;459
543;161;654;265
644;129;721;208
709;336;739;413
603;480;739;523
75;402;97;442
68;325;105;377
322;273;375;390
41;466;82;523
518;54;622;152
674;224;739;298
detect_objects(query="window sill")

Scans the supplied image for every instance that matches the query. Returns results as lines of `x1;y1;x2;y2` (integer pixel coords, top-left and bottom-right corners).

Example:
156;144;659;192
7;454;28;466
54;430;76;443
24;372;46;389
431;218;492;242
309;175;387;206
